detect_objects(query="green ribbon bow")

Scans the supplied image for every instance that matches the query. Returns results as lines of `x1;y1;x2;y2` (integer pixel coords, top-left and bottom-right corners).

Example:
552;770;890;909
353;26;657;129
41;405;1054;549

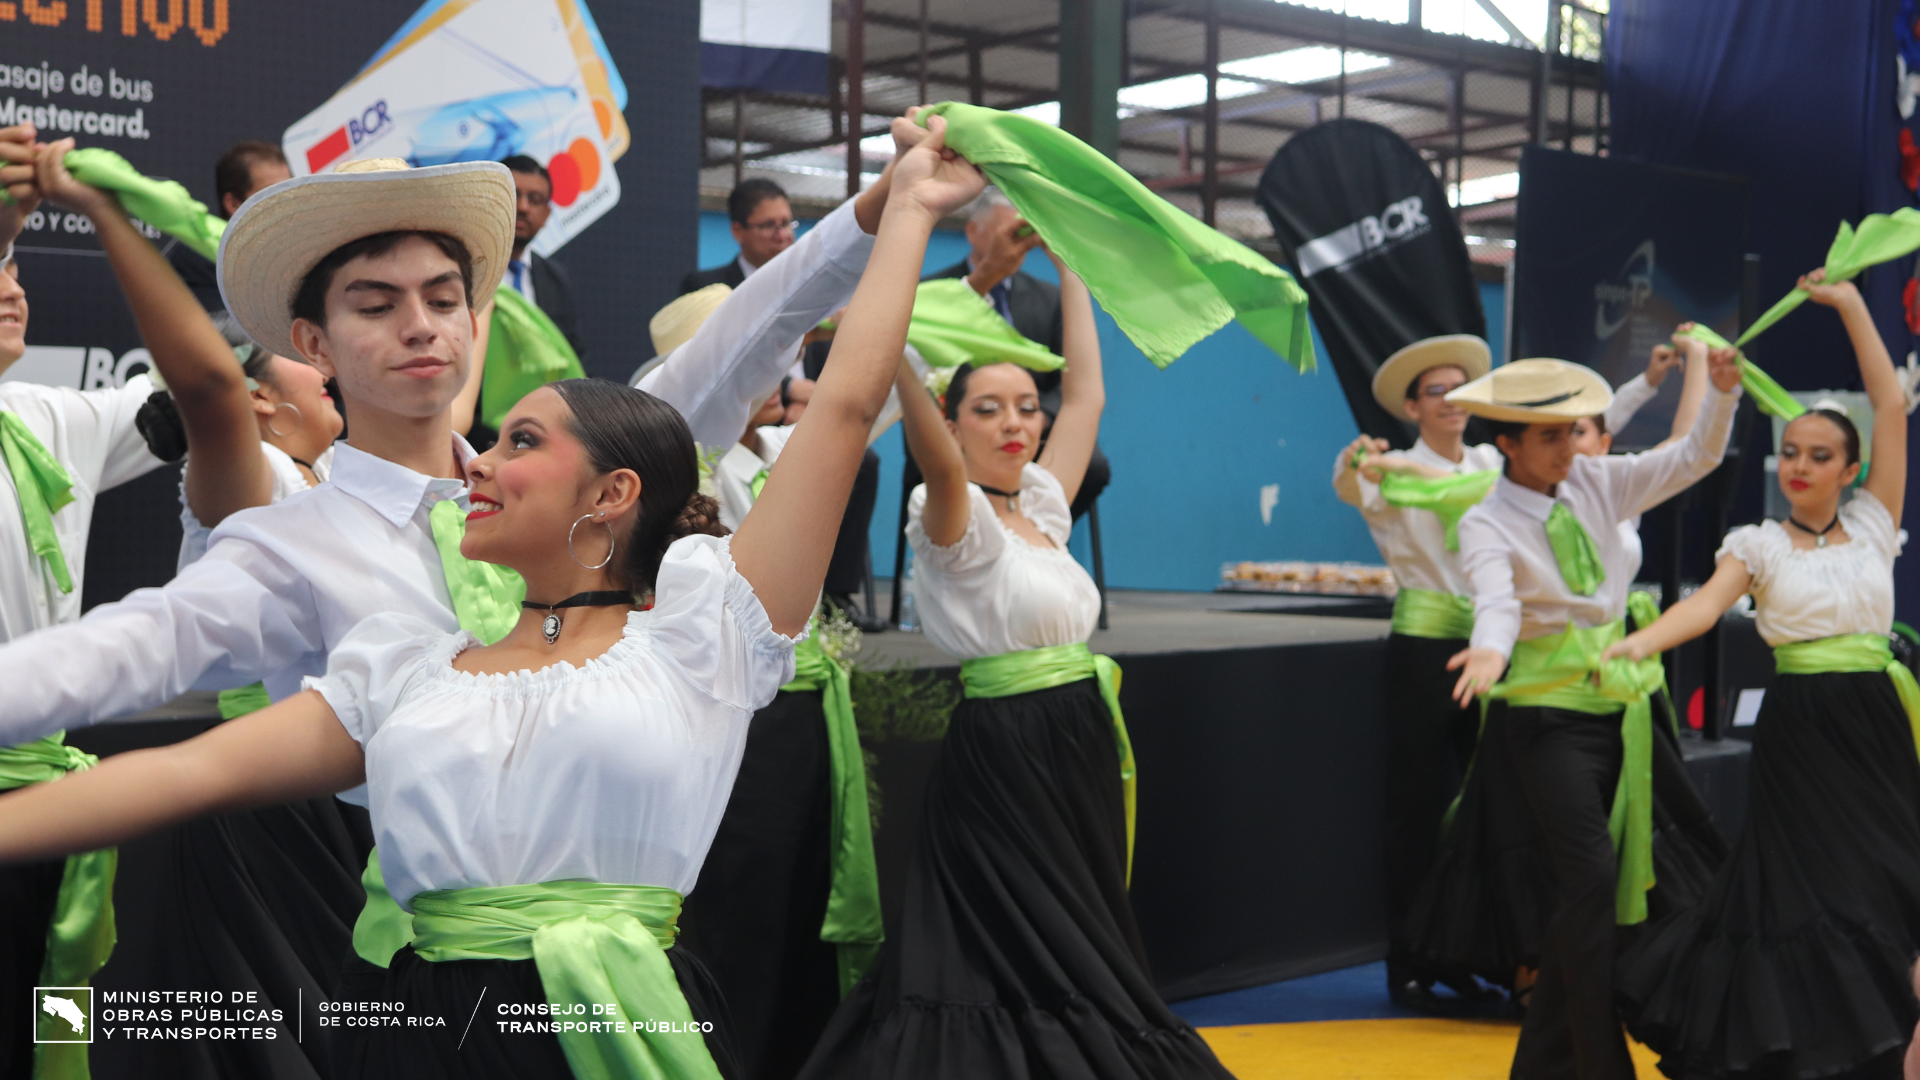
1;735;117;1080
1486;620;1663;924
907;279;1064;373
1390;588;1475;641
959;643;1136;882
1677;324;1805;421
782;628;884;995
1545;503;1606;596
410;881;722;1080
483;287;587;430
0;412;77;595
1376;468;1499;551
916;102;1315;371
27;148;228;260
1773;633;1920;757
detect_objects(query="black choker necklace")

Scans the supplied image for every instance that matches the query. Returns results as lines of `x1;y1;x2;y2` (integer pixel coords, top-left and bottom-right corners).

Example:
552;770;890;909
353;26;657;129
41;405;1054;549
977;483;1022;511
1787;512;1842;548
523;590;635;644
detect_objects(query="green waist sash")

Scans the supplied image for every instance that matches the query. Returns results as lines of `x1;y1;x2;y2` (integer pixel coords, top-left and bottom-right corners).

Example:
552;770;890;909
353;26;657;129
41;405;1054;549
780;630;883;995
1390;588;1474;641
1773;634;1920;755
1484;620;1664;925
1;735;116;1080
409;881;720;1080
958;643;1136;883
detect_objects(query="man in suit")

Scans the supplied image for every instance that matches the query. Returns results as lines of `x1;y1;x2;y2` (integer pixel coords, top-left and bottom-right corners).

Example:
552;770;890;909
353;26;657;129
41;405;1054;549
166;141;291;310
923;189;1111;519
680;178;796;295
500;154;586;361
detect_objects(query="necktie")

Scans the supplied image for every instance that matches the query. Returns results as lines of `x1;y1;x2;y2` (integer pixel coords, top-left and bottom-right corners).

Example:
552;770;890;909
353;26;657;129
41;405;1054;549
0;412;76;594
988;279;1014;324
427;499;527;644
508;259;527;295
1545;503;1606;596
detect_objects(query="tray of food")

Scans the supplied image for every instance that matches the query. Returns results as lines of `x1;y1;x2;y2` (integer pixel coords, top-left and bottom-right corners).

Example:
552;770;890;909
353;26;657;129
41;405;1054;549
1217;561;1398;597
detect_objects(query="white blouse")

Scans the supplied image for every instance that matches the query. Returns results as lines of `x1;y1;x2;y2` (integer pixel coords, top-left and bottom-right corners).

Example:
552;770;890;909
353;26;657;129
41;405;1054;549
178;442;335;570
306;534;796;911
1718;488;1901;647
906;462;1100;660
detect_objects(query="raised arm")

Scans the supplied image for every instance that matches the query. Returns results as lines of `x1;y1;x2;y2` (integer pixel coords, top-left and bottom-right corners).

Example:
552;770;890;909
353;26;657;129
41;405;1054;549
1803;272;1906;522
1601;346;1743;520
0;691;361;865
896;356;971;545
0;123;36;252
1663;331;1710;447
1034;254;1103;504
32;138;270;524
732;114;985;635
1603;555;1752;664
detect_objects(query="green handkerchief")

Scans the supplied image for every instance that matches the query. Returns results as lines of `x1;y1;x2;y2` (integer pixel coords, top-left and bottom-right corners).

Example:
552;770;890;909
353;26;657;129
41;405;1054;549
59;147;227;261
907;279;1063;372
427;500;526;644
483;288;587;429
1377;468;1498;551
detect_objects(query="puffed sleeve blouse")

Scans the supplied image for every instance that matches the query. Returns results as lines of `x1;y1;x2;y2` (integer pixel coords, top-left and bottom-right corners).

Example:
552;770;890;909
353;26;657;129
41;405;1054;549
1717;488;1902;647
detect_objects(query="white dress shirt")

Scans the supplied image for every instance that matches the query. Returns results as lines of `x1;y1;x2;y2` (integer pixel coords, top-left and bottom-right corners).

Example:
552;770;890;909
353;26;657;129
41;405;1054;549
0;377;163;642
1333;436;1505;596
308;535;794;909
1460;383;1740;658
1603;373;1659;436
1719;488;1902;647
736;254;758;281
177;441;335;571
905;463;1100;660
502;257;537;308
637;196;873;448
713;425;793;533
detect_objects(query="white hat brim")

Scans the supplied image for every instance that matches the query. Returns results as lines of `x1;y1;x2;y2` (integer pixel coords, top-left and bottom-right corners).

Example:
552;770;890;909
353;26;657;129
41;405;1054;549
1371;335;1492;416
217;161;516;361
1445;358;1614;423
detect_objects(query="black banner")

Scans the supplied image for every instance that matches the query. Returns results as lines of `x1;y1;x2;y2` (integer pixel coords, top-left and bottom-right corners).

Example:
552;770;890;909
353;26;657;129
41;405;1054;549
1255;118;1486;447
0;3;697;608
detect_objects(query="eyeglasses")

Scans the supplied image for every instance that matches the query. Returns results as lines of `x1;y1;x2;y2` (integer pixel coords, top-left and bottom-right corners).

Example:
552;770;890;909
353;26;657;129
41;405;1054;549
1419;382;1466;398
742;218;796;236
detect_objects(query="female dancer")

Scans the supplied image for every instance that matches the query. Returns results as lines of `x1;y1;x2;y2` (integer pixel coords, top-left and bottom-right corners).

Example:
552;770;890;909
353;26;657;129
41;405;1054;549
0;113;984;1080
1611;271;1919;1080
1445;347;1741;1079
798;248;1233;1079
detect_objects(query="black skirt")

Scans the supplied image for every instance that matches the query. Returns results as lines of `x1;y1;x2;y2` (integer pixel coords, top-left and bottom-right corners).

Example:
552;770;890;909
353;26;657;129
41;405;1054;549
1618;670;1920;1080
0;857;68;1080
333;942;742;1079
679;688;841;1080
1405;695;1726;985
795;679;1233;1080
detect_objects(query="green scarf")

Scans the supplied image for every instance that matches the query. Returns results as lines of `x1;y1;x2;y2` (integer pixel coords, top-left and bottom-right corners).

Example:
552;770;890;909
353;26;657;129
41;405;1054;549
907;279;1064;373
1485;620;1663;924
1677;324;1805;421
1390;589;1475;640
1739;208;1920;348
780;630;883;995
410;881;721;1080
959;643;1136;882
0;413;77;595
917;102;1314;372
44;148;226;261
1376;468;1498;551
1;736;116;1080
1773;633;1920;756
1545;504;1606;596
483;288;587;429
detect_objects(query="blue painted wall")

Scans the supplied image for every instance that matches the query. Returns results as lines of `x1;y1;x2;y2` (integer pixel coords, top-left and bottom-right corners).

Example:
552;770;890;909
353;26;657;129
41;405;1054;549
695;209;1508;591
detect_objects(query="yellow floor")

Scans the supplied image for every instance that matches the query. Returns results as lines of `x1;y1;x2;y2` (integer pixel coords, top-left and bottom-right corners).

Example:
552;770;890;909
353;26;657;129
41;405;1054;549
1198;1018;1665;1079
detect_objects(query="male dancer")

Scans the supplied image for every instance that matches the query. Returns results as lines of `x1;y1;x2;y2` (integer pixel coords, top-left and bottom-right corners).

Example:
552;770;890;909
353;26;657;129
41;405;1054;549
1332;335;1499;1009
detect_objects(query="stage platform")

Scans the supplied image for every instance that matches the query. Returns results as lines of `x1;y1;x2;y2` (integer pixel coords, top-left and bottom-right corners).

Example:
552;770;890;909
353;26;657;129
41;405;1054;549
77;586;1752;1007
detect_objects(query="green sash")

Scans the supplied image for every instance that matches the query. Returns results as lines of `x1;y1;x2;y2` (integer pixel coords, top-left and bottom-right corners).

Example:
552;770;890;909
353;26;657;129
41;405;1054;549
1390;589;1474;641
0;413;77;595
907;279;1064;373
1;148;226;260
1545;504;1606;596
409;881;721;1080
780;631;883;995
1484;620;1663;924
1377;469;1498;551
958;643;1136;882
483;288;587;430
1772;633;1920;756
0;736;116;1080
917;102;1314;371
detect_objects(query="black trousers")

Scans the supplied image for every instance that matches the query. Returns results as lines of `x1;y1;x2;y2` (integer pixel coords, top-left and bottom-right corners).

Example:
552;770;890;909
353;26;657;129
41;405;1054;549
0;859;65;1080
1381;632;1480;980
1504;705;1636;1080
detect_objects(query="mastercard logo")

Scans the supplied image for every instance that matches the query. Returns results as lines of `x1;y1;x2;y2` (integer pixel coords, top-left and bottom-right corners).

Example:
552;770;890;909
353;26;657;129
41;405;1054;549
547;137;602;208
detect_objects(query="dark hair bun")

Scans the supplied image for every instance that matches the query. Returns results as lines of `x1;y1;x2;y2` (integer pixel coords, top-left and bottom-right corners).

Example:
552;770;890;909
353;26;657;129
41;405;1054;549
669;492;729;545
134;391;188;462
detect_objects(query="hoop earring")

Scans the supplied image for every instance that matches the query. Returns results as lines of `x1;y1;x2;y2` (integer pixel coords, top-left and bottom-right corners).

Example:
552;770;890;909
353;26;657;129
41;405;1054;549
267;402;302;438
568;512;615;571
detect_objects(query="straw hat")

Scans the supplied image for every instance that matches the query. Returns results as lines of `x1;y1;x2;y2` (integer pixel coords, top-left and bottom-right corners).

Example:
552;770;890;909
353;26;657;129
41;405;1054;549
650;283;732;358
218;158;516;361
1445;358;1614;423
1370;334;1492;415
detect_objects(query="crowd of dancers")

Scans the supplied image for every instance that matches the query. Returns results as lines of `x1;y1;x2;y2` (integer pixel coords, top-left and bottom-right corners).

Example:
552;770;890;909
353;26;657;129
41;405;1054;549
0;91;1913;1080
